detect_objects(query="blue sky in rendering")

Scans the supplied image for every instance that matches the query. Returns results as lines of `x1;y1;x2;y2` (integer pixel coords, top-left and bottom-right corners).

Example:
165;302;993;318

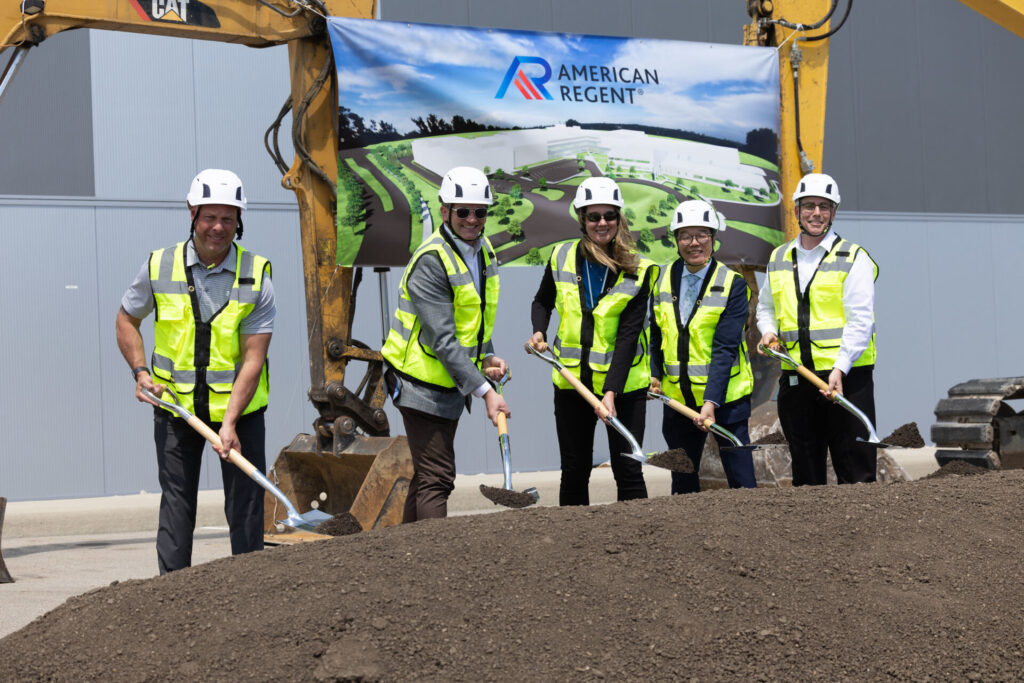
328;17;779;144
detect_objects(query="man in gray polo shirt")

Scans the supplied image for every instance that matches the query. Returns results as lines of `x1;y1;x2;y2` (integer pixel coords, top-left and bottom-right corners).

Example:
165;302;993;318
115;169;275;574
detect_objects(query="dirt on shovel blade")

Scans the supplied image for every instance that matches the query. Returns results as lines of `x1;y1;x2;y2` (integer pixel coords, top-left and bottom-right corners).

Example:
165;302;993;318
313;512;363;537
646;447;694;472
752;429;788;445
881;421;926;448
479;484;536;508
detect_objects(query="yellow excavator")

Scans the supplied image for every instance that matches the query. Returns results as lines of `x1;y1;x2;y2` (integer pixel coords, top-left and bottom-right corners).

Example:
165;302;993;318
0;0;1021;549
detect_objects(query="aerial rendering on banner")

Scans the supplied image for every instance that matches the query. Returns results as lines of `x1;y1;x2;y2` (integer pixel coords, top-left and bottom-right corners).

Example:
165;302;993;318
327;17;781;268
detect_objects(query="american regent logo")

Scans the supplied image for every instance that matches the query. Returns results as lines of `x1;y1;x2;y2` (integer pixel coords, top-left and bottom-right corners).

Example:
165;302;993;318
496;56;659;105
495;57;554;101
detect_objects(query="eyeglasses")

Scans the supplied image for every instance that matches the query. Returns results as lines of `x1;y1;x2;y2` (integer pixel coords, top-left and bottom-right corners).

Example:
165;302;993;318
676;232;712;244
585;210;620;223
800;201;832;214
454;207;489;219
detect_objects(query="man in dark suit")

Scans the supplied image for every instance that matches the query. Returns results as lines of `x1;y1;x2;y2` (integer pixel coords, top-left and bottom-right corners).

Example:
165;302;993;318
650;200;756;493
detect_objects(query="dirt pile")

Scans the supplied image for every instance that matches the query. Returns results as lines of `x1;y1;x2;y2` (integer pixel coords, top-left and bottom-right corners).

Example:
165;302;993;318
883;422;926;448
922;459;991;479
4;472;1024;681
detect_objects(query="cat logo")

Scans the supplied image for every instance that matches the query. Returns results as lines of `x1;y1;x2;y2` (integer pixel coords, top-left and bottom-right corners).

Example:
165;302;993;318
129;0;221;28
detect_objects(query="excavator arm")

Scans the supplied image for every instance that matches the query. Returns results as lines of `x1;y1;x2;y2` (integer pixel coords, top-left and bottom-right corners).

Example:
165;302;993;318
0;0;412;534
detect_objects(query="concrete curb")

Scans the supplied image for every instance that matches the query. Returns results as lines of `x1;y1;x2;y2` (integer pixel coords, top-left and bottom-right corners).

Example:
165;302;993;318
3;467;673;539
3;449;938;539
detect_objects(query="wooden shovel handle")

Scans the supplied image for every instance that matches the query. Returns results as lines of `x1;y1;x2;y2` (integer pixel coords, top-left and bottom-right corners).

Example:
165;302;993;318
184;415;257;478
558;368;610;418
794;364;832;394
661;394;714;429
496;411;509;437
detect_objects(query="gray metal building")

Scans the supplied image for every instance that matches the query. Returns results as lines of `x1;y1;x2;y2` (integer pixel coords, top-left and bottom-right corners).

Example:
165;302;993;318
1;0;1021;501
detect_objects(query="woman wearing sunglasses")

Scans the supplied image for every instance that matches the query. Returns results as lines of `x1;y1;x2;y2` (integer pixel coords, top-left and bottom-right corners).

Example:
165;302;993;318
526;176;658;505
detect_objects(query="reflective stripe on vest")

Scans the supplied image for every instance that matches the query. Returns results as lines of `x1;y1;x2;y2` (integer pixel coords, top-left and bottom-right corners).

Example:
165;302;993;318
549;240;653;393
766;236;878;371
652;260;753;406
149;241;270;421
381;230;499;390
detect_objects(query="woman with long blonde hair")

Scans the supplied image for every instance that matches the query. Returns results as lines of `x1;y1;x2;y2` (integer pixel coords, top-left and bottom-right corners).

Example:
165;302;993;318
526;177;658;505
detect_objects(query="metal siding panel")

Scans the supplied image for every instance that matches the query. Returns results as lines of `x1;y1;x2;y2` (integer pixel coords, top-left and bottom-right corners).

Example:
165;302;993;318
0;206;104;499
467;0;553;31
0;30;95;196
822;10;860;209
96;206;184;496
981;21;1024;214
90;31;197;200
552;0;635;36
379;0;470;24
191;43;296;204
837;2;927;212
915;3;988;213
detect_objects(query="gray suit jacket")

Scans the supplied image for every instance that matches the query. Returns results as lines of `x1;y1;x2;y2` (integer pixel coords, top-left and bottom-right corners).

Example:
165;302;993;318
390;249;495;421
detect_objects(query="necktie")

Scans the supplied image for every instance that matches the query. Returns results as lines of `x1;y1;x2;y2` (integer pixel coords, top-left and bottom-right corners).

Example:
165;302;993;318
679;273;700;322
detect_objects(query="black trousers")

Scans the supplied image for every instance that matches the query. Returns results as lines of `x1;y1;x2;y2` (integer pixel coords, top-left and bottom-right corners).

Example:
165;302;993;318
777;365;877;486
553;388;648;506
662;405;756;494
153;408;265;574
398;406;460;523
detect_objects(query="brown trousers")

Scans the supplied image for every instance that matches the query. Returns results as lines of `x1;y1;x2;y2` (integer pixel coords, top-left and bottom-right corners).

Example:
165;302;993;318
399;406;460;523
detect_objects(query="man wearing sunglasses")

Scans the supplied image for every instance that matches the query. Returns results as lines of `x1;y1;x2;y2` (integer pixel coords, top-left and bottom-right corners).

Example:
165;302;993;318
756;173;879;486
382;166;510;522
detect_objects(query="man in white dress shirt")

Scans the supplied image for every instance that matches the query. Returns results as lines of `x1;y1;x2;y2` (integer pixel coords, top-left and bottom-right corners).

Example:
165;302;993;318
756;173;879;485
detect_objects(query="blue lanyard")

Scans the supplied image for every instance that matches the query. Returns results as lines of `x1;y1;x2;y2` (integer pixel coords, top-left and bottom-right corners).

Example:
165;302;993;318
583;259;608;310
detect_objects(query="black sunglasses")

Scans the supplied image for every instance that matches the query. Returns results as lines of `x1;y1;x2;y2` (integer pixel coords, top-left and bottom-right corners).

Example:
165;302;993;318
585;210;620;223
454;207;489;219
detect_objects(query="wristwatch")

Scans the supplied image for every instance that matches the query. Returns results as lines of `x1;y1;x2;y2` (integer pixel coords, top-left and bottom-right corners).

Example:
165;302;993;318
131;366;151;381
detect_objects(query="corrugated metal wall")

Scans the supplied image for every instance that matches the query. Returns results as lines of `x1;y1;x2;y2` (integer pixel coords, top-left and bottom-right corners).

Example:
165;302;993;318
1;0;1024;500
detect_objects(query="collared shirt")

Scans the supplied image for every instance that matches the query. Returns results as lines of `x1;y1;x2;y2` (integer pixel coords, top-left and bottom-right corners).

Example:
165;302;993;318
755;231;874;374
120;240;275;333
441;223;490;399
679;261;711;322
443;224;484;294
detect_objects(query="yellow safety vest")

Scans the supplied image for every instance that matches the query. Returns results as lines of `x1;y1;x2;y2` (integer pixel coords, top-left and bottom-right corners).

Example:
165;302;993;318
149;241;270;421
382;230;499;390
548;240;655;393
766;236;878;371
651;259;753;407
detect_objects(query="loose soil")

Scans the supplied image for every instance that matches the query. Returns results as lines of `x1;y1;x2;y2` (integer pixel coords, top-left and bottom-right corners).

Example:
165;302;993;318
921;459;991;479
313;512;364;537
645;447;695;472
479;484;538;509
4;471;1024;681
752;429;788;444
882;422;926;448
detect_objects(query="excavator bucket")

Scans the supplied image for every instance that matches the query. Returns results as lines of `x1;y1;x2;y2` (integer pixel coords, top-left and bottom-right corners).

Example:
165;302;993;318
263;434;412;535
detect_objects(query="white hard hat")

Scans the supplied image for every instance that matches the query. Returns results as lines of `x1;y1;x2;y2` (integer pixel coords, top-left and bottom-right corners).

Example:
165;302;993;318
670;200;726;233
792;173;840;206
438;166;493;205
573;177;624;210
186;169;247;211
